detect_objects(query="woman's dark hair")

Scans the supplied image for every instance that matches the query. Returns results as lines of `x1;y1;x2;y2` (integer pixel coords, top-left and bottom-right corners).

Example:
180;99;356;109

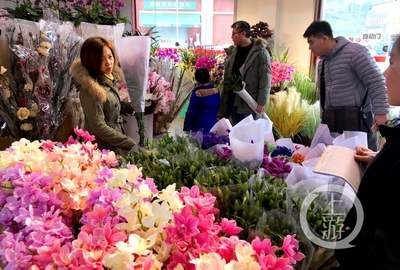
195;68;210;84
80;36;118;78
303;20;334;39
231;20;251;38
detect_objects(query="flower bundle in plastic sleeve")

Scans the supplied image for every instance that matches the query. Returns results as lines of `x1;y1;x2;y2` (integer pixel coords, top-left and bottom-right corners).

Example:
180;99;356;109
229;115;275;170
0;13;82;141
224;74;271;120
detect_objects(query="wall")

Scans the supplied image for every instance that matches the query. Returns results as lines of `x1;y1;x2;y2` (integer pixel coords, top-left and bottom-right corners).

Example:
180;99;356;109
236;0;316;71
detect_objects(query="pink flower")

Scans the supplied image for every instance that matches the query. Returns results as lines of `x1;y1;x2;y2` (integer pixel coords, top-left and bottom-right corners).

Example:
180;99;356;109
73;127;95;142
166;206;200;245
92;222;126;246
195;56;217;70
51;242;79;268
85;204;110;224
271;61;295;87
259;253;293;270
218;236;244;262
251;236;278;256
180;186;218;215
220;218;243;236
281;234;305;264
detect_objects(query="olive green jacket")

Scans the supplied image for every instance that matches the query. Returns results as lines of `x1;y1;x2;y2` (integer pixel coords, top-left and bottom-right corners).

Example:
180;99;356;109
220;38;271;116
70;59;136;156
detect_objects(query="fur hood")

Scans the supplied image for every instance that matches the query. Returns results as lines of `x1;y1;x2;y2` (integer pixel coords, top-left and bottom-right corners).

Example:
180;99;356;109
224;37;269;55
70;59;124;102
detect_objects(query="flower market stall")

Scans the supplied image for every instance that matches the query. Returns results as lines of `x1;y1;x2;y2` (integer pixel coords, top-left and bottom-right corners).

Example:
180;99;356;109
0;3;353;268
0;128;307;269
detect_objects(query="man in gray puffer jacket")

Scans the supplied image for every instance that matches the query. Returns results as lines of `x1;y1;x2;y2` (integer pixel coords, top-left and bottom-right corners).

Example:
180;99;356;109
303;20;389;151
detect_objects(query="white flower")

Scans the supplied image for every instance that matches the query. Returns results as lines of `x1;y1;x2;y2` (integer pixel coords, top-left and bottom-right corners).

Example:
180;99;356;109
157;184;183;211
190;252;226;270
127;165;142;184
103;252;135;270
116;233;156;256
153;240;172;262
17;107;30;120
225;242;260;270
142;200;173;227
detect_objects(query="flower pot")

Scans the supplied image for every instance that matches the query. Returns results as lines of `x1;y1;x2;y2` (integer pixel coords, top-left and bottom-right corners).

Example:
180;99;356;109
76;22;125;40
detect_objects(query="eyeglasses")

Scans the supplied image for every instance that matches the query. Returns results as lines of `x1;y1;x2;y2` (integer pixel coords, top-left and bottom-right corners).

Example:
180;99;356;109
231;31;243;36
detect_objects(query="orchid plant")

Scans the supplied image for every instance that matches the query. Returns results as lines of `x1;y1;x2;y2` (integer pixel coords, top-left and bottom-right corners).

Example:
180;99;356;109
4;0;130;26
147;71;175;115
0;128;304;269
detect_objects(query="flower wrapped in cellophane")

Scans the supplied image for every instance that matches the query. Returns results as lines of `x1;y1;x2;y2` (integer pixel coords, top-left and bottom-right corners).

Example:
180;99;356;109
0;10;82;142
146;70;175;115
150;48;195;135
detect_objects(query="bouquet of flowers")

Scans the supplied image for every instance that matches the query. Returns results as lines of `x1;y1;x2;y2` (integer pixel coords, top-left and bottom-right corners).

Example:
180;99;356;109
0;13;82;142
150;47;226;135
271;61;296;88
146;70;175;115
0;128;304;269
150;49;195;135
195;51;226;90
224;75;270;120
270;49;295;93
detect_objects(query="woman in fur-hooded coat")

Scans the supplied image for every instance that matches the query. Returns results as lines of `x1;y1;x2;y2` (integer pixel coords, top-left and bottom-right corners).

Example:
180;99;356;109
70;37;136;156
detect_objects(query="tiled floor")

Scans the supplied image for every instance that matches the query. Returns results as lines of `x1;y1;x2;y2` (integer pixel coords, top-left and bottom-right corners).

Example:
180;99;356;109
168;116;185;135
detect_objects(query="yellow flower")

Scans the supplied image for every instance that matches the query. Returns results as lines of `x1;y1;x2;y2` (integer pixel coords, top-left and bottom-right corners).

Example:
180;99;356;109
3;88;10;98
24;83;33;91
29;103;39;117
20;123;33;131
17;107;30;120
0;66;7;75
37;46;49;56
40;41;52;49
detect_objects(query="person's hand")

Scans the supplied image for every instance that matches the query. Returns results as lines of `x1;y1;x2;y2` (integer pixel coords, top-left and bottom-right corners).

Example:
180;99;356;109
374;114;388;126
256;104;265;113
354;146;375;165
